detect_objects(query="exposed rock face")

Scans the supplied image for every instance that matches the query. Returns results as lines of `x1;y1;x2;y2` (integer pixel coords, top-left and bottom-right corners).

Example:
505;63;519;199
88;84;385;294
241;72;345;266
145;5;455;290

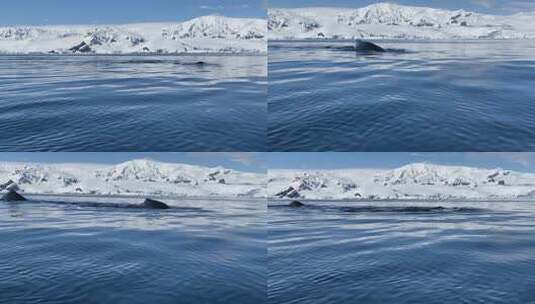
269;163;535;200
141;198;170;209
166;15;266;40
0;160;265;198
1;16;266;55
276;186;300;198
69;41;92;53
0;179;18;191
1;189;27;202
268;4;535;40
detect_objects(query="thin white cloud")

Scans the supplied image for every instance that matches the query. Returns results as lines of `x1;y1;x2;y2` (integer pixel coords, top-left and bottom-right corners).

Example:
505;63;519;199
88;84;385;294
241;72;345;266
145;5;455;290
498;153;535;167
222;152;264;167
477;0;535;13
186;152;264;168
470;0;535;13
506;0;535;12
472;0;496;9
466;152;535;167
409;152;429;158
200;5;224;10
200;3;252;10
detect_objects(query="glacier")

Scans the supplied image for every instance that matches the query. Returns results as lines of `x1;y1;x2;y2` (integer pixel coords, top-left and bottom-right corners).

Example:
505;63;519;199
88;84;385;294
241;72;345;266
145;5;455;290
0;15;266;55
269;163;535;201
0;159;265;198
269;2;535;40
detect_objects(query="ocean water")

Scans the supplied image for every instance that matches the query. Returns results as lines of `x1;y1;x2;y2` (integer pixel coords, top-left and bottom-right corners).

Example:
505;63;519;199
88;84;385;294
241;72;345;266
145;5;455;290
0;55;266;151
268;40;535;151
269;200;535;304
0;197;266;304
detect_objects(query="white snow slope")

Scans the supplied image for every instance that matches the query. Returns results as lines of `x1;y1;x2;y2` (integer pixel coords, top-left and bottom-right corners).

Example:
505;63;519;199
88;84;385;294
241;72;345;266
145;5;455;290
0;16;266;54
0;159;265;198
269;2;535;40
269;163;535;201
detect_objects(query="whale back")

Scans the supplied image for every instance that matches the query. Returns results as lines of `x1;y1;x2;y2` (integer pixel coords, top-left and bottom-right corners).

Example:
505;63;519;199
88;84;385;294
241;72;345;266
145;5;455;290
289;200;305;208
355;40;386;52
142;198;170;209
1;189;27;202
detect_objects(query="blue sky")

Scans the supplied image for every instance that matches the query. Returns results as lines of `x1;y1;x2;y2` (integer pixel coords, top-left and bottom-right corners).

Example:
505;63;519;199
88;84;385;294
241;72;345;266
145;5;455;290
2;153;535;173
0;153;266;173
266;153;535;173
0;0;267;26
2;0;531;26
269;0;535;14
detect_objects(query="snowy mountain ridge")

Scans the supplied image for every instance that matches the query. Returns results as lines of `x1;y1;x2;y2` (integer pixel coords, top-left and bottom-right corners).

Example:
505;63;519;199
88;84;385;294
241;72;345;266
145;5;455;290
269;2;535;40
0;15;267;54
269;163;535;200
0;159;265;198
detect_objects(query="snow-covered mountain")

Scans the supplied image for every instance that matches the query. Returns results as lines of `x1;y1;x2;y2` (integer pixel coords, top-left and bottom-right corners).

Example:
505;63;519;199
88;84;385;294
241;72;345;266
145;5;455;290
268;3;535;40
0;159;265;198
269;163;535;200
0;16;266;54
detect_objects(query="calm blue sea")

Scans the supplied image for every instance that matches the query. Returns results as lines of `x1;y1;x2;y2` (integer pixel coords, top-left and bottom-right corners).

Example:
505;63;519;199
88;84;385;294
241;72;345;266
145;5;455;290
268;40;535;151
0;197;266;304
0;55;266;151
268;200;535;304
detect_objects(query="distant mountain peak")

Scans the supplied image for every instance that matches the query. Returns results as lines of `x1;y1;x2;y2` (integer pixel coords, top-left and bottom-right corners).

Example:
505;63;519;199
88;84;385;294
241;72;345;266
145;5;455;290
269;163;531;200
269;4;535;39
0;15;267;55
0;160;265;198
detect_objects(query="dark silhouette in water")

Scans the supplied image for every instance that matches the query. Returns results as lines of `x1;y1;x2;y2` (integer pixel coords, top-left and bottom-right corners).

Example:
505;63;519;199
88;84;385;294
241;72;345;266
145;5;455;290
289;200;305;208
44;198;178;210
1;190;27;202
117;60;211;66
333;205;484;213
309;40;405;53
180;61;211;66
141;198;170;210
354;40;386;53
275;202;485;214
0;192;172;210
339;206;453;213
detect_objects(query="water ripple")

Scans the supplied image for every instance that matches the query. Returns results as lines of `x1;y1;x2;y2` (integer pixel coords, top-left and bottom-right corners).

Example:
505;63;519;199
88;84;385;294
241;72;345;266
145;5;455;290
0;198;266;304
268;40;535;151
269;200;535;304
0;55;267;151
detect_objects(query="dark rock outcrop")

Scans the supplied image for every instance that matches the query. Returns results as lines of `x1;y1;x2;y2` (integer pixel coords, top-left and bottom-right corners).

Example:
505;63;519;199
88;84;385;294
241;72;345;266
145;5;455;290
0;179;18;191
141;198;170;209
69;41;92;53
276;186;300;198
1;189;27;202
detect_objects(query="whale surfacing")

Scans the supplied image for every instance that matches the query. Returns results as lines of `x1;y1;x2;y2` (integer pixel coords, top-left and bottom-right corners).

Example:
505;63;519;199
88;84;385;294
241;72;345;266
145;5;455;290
289;200;305;208
1;189;27;202
141;198;170;209
355;40;385;53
